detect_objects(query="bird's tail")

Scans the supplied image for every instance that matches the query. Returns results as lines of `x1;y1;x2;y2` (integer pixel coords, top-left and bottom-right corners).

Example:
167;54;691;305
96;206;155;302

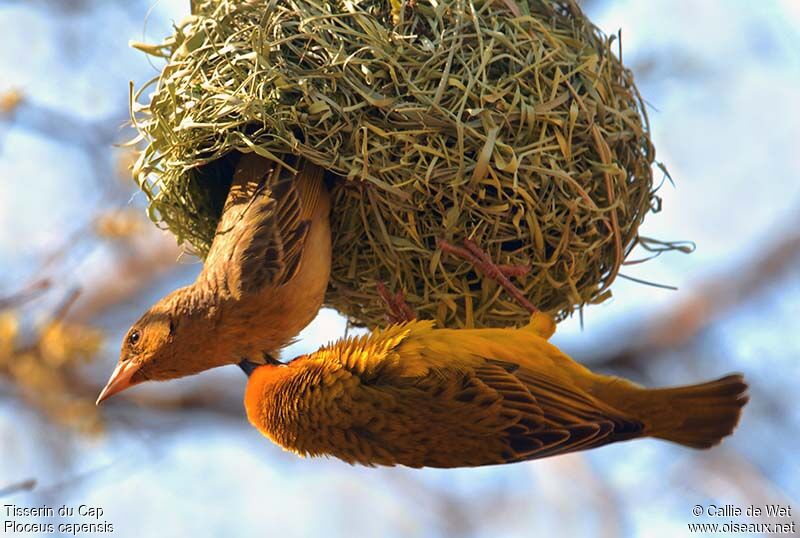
632;374;749;448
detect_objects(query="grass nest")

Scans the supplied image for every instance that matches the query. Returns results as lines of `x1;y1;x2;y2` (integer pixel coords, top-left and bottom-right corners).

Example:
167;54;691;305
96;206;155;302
131;0;682;328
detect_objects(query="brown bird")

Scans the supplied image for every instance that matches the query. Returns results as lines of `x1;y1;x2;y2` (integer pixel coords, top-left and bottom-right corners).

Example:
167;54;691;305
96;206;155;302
244;312;748;468
96;153;331;403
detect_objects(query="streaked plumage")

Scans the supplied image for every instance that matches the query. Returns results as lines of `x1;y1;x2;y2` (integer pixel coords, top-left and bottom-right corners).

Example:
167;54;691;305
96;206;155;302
245;313;748;468
97;153;331;402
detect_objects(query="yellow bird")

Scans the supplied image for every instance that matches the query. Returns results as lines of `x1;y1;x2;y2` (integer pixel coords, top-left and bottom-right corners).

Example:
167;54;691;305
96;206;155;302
97;154;331;403
244;312;748;468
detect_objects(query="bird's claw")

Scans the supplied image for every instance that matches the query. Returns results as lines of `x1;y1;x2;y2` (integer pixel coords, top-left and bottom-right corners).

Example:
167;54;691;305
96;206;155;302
376;281;416;324
437;237;538;314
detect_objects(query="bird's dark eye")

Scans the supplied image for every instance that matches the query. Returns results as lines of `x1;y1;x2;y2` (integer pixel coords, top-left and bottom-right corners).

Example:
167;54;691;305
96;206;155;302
128;330;141;347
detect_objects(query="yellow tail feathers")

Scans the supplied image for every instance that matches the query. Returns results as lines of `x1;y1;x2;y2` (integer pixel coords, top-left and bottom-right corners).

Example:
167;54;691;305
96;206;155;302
641;374;749;448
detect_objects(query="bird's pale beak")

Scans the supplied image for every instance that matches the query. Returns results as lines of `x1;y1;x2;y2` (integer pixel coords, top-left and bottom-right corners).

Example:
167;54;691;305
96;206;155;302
96;361;141;405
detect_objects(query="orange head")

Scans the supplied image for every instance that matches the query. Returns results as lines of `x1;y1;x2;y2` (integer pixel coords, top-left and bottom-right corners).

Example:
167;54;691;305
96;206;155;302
96;285;221;404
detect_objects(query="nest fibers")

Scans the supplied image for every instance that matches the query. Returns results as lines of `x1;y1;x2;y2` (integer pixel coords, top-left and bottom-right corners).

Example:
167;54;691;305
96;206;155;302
131;0;684;328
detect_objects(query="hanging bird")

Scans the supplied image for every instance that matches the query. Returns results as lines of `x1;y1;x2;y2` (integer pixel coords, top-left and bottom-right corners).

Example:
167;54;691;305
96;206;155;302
243;311;748;468
96;153;331;403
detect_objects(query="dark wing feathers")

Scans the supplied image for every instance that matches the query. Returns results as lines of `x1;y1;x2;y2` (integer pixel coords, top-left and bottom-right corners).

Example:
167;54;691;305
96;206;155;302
473;364;542;419
236;177;310;291
270;179;302;232
464;361;643;463
202;159;312;296
516;371;644;436
277;220;310;284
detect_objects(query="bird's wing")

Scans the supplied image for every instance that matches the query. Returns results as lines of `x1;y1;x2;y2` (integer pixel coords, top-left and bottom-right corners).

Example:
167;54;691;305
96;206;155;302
315;322;643;464
201;154;320;297
496;363;644;460
413;359;642;463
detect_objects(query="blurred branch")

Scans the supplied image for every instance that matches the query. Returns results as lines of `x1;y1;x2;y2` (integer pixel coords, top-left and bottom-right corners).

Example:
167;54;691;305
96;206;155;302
10;101;120;150
122;383;244;418
588;227;800;369
0;278;51;310
68;229;186;321
0;479;37;497
3;100;127;196
77;374;246;422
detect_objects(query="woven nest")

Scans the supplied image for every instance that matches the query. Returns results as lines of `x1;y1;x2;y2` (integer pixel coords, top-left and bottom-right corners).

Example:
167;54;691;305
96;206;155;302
131;0;681;328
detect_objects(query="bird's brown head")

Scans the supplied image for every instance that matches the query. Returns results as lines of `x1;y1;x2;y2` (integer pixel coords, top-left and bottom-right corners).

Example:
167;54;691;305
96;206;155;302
96;286;216;404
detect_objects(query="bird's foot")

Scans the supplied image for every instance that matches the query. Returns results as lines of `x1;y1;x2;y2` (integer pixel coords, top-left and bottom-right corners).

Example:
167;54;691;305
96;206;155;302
376;281;416;324
238;353;282;377
437;238;538;314
238;359;260;377
261;352;283;366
